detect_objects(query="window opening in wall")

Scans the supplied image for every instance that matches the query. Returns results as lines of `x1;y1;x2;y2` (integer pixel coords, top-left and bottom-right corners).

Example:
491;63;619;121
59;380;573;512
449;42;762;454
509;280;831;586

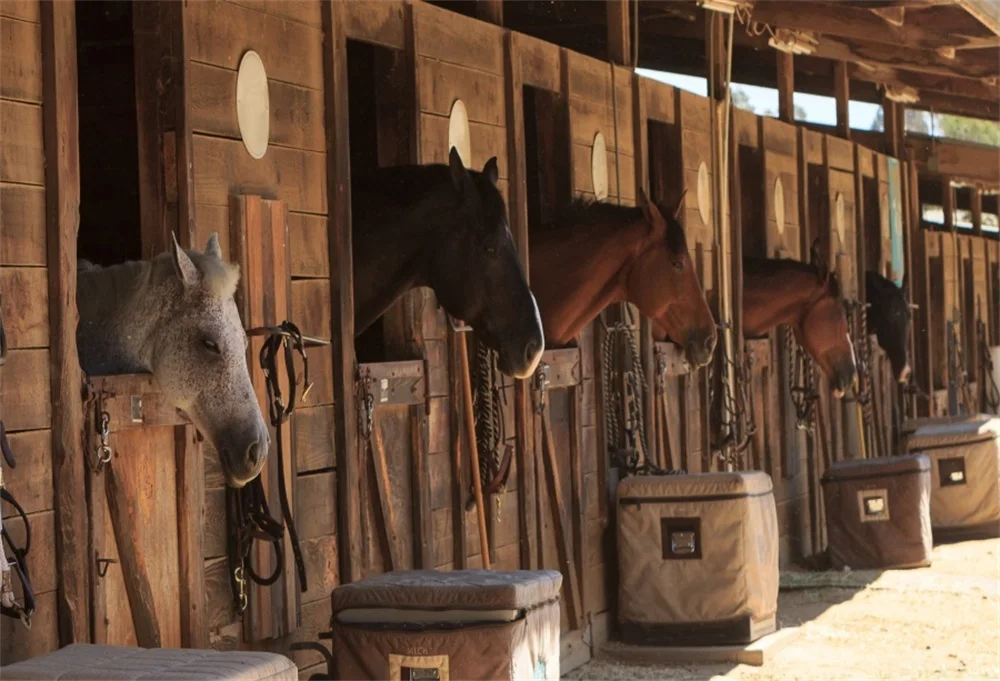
76;0;141;266
983;194;999;235
807;163;830;262
523;85;569;233
346;38;414;364
736;140;765;258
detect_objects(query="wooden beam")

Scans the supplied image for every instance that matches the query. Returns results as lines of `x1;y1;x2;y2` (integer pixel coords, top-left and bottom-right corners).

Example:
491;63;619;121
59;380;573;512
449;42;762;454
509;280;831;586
882;97;902;158
914;89;1000;120
40;0;89;647
907;136;1000;184
476;0;502;26
749;1;999;51
847;63;998;103
777;51;795;122
809;33;998;81
321;1;361;584
943;175;956;230
834;61;851;139
972;184;984;235
607;0;631;66
957;0;1000;37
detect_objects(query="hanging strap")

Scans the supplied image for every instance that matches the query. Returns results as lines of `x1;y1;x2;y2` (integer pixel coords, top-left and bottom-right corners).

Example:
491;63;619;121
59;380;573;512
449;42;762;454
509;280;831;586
0;422;34;628
227;321;316;613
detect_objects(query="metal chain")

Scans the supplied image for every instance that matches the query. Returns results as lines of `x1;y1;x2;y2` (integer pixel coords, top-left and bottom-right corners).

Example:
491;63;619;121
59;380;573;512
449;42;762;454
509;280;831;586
708;327;756;469
93;411;113;473
785;328;818;431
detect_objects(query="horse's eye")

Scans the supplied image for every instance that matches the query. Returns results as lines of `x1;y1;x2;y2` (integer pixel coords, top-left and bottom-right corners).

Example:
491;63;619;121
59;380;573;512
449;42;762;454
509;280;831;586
202;339;221;354
672;259;684;271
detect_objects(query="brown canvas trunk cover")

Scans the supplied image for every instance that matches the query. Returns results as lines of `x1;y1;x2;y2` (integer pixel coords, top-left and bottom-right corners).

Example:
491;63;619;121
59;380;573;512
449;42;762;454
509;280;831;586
617;471;778;626
821;453;932;569
902;415;1000;532
331;570;562;681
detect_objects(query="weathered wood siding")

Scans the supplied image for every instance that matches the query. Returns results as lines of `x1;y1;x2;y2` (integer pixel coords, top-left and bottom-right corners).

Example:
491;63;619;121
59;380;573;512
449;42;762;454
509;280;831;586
0;0;60;663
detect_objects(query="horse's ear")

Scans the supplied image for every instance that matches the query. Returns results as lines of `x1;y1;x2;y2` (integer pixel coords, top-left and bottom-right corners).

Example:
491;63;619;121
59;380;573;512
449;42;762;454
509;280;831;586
671;189;688;221
637;188;664;228
482;157;499;186
204;232;223;260
171;232;200;288
449;146;470;194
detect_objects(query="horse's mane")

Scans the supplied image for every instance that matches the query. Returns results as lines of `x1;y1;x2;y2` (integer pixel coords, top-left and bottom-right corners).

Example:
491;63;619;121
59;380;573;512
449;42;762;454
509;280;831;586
743;256;841;298
865;269;903;297
547;197;688;253
365;163;500;207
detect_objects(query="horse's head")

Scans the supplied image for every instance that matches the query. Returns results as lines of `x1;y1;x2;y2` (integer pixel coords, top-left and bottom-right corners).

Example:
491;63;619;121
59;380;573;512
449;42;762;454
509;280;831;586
867;270;912;383
154;233;269;488
427;148;544;378
630;189;717;368
794;260;858;398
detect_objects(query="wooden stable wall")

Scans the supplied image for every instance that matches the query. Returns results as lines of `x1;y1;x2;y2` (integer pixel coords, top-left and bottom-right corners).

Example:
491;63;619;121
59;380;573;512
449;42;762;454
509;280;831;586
0;0;60;662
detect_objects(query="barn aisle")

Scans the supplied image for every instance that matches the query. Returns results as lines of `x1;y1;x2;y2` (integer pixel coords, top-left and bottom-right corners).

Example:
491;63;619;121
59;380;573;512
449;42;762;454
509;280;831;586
567;538;1000;680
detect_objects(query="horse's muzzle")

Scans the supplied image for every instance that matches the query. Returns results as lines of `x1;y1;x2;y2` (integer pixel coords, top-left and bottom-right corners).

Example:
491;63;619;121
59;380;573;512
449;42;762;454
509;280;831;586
686;331;717;369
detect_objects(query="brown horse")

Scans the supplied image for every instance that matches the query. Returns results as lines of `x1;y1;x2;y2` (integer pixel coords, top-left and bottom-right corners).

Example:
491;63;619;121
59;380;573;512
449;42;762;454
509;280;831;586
528;190;717;368
741;256;858;397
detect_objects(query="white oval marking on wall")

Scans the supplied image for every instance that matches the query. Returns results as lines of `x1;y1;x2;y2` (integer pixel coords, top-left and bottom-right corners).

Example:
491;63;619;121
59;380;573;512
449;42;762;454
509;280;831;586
835;192;846;244
774;176;785;236
696;162;711;227
448;100;472;167
236;50;270;160
591;132;609;200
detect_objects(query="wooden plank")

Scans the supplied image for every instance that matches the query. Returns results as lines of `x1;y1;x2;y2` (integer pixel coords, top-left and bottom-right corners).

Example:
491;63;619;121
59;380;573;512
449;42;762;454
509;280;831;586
0;590;57;664
294;405;336;473
87;373;188;433
0;1;39;22
410;406;433;569
2;430;53;517
539;407;582;630
0;266;48;348
295;471;338;541
291;278;332;339
2;348;50;432
342;0;406;48
358;360;426;406
322;0;361;584
0;100;44;185
539;349;582;389
188;62;325;152
369;413;402;571
191;135;327;214
299;533;339;604
606;0;631;66
228;0;322;28
175;425;206;648
448;328;469;569
416;58;504;126
777;52;795;123
412;2;503;74
105;465;163;648
288;213;329;278
0;183;45;265
516;32;561;93
185;0;323;90
418;113;507;177
600;627;801;667
1;15;42;103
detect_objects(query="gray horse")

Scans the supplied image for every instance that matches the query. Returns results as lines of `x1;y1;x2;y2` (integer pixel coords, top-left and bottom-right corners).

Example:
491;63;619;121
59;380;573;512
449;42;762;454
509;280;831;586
77;233;269;488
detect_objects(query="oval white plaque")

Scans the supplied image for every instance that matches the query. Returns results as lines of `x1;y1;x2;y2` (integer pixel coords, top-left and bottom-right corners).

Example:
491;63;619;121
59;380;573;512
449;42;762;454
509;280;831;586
236;50;270;160
774;176;785;236
591;132;608;200
448;100;472;166
697;162;711;227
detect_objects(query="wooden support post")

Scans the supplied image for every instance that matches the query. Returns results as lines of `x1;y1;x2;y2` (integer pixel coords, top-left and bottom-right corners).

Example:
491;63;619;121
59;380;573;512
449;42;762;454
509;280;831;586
41;0;89;647
882;97;902;159
776;52;795;124
476;0;502;26
322;1;361;584
834;61;851;140
606;0;631;66
943;177;955;232
972;185;984;237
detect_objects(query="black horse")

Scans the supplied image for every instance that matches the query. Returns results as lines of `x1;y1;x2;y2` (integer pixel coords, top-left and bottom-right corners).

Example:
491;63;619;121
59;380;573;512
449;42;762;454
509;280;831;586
351;147;544;379
866;270;912;384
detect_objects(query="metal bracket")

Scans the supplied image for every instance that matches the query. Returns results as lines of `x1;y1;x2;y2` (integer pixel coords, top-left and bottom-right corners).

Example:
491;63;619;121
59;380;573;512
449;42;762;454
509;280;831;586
95;555;118;578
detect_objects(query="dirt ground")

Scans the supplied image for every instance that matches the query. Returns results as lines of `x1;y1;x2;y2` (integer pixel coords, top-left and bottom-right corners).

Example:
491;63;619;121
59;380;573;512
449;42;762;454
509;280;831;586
566;538;1000;681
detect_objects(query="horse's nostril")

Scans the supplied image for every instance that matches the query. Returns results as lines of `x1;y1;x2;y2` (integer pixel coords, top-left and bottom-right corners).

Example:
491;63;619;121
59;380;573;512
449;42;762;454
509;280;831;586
246;442;264;467
704;334;716;353
525;339;541;365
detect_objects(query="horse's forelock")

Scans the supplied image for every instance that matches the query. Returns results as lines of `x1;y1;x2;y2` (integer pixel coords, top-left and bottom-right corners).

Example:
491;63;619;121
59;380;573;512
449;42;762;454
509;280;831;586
663;217;688;255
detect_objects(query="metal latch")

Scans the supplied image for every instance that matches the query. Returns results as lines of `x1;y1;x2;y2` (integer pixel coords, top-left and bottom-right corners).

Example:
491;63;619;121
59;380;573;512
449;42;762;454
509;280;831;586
671;531;697;555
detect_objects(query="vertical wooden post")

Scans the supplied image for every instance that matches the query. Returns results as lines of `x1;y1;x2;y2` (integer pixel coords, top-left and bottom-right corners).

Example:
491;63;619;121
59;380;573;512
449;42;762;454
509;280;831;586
41;0;89;647
322;1;361;584
883;97;902;159
834;61;851;141
972;185;984;237
776;52;795;124
606;0;631;66
476;0;503;26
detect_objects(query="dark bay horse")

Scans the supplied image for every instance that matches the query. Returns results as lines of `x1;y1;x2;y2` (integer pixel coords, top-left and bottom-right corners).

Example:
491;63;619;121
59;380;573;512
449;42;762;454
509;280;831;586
865;270;911;383
741;256;858;397
352;148;544;378
528;190;717;368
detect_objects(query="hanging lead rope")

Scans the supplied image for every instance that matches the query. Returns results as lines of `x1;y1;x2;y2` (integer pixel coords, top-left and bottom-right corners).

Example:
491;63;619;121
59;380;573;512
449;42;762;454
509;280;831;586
468;344;511;519
708;325;756;468
846;299;875;457
227;321;317;614
978;316;1000;414
786;329;819;432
